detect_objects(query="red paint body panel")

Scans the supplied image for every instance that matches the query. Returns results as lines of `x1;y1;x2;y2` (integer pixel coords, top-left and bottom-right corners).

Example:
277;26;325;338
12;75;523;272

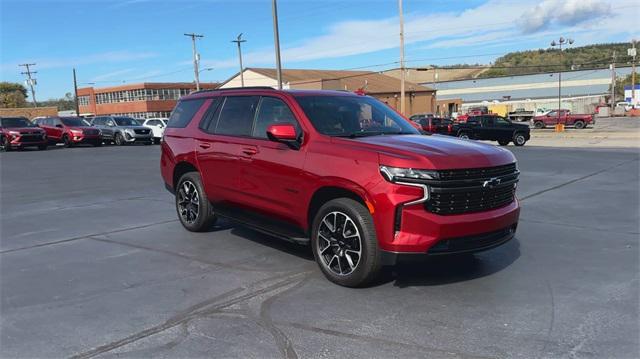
533;110;594;126
161;89;520;254
0;127;48;148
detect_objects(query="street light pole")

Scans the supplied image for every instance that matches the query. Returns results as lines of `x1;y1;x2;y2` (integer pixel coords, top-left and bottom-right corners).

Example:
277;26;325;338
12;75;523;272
629;40;637;106
184;33;204;91
232;33;247;87
398;0;406;115
551;37;573;126
272;0;283;90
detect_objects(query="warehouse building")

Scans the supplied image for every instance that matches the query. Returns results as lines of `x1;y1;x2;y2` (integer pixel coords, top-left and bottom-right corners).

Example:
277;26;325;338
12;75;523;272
220;68;437;116
77;82;218;119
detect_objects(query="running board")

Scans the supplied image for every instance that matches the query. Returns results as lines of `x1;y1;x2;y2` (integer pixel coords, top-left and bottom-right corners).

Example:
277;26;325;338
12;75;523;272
212;203;310;245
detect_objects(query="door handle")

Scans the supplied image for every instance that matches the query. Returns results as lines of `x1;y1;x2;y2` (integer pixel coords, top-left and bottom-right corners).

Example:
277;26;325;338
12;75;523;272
241;147;258;155
198;142;211;149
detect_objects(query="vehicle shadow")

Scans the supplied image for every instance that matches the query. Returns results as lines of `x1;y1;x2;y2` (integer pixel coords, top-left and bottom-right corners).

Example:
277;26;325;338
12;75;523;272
227;223;315;262
383;238;521;288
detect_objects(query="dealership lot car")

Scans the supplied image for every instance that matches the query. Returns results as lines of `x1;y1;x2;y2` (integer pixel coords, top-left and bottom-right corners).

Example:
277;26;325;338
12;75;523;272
161;88;521;287
141;117;168;144
35;116;102;147
91;116;153;145
0;116;48;151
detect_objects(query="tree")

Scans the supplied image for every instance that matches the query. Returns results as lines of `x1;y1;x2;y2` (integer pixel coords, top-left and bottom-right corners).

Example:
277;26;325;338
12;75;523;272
610;72;638;101
0;82;28;108
39;93;76;111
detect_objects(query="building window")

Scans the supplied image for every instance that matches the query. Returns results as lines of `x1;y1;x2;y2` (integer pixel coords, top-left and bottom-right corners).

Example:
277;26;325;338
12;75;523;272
78;95;90;106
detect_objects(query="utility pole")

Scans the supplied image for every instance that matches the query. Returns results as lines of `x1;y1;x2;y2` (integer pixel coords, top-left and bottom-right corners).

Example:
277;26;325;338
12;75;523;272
550;37;573;126
184;33;204;91
19;63;38;107
629;40;637;106
232;33;247;87
398;0;406;115
611;51;617;108
272;0;283;89
73;68;80;116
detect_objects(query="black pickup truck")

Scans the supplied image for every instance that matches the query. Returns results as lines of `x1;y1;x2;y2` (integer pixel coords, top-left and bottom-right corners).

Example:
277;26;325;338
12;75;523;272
452;114;531;146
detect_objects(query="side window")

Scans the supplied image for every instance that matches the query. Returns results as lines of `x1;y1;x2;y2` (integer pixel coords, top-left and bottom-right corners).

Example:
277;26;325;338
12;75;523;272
167;99;205;128
252;97;298;138
214;96;259;136
495;117;510;126
483;116;495;126
547;111;557;117
94;118;103;125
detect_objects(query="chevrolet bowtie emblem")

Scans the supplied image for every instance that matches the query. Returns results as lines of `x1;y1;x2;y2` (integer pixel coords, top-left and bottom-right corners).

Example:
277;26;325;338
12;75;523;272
482;177;501;188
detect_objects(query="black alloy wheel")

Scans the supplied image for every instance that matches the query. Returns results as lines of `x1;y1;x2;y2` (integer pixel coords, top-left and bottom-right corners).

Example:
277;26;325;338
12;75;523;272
114;133;125;146
175;172;217;232
513;133;527;146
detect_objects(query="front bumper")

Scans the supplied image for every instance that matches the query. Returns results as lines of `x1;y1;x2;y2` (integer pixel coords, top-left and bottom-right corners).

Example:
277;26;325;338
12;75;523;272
8;135;47;147
71;134;101;143
123;132;152;143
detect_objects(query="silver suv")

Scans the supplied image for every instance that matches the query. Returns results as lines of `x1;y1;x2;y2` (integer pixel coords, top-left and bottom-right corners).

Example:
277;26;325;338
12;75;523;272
91;116;153;146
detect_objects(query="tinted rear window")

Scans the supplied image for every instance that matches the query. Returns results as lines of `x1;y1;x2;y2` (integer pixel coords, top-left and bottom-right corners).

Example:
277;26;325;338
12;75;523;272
168;99;205;128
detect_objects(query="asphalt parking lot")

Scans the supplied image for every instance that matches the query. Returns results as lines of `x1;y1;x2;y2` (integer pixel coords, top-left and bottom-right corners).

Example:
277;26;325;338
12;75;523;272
1;143;638;358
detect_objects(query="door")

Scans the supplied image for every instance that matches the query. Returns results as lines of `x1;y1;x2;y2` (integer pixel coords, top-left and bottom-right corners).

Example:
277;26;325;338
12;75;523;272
478;115;497;140
494;116;514;141
240;96;307;223
195;96;260;204
50;118;65;141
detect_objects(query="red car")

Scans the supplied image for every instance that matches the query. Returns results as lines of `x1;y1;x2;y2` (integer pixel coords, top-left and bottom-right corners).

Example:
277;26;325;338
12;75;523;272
161;87;520;287
35;117;102;147
0;116;48;151
411;116;454;135
532;109;594;129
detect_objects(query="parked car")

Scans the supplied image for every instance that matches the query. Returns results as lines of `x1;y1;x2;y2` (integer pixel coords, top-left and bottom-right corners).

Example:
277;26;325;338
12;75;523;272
408;113;434;122
532;109;594;129
140;118;168;144
411;116;454;135
456;106;489;123
452;114;530;146
507;108;535;122
0;117;48;151
90;116;153;145
34;116;102;147
160;88;521;287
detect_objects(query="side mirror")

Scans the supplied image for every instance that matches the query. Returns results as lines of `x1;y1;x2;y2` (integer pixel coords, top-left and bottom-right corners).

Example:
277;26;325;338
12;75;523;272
55;124;63;128
266;124;300;149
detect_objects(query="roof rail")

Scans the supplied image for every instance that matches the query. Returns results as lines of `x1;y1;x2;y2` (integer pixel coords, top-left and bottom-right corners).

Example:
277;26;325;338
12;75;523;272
192;86;275;94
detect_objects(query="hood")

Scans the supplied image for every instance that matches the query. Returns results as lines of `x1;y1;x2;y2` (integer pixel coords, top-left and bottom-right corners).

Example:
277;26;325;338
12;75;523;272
335;134;516;169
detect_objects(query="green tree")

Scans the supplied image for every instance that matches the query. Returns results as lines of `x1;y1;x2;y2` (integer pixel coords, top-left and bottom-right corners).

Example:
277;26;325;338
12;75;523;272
39;92;76;111
0;82;28;108
610;72;639;101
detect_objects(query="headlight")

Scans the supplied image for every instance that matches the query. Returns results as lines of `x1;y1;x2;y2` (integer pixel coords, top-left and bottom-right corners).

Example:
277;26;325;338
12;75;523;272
379;166;439;182
71;130;82;135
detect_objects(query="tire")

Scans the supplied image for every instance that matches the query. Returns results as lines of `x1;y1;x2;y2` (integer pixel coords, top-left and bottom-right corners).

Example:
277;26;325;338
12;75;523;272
38;144;47;151
513;132;527;146
93;140;102;147
534;121;545;129
114;132;125;146
311;198;382;287
574;120;585;129
498;140;510;146
175;172;217;232
62;135;73;148
154;138;161;145
1;136;10;151
458;132;470;140
144;141;153;145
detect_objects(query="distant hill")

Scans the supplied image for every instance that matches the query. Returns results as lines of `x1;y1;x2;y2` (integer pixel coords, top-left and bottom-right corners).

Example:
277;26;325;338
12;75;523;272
479;42;632;78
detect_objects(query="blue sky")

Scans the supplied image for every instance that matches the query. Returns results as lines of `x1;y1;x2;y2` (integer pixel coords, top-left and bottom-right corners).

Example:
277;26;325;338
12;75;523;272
1;0;637;100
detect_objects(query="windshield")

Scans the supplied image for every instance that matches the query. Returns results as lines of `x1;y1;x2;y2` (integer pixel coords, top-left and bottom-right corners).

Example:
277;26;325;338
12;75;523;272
61;117;89;127
295;95;419;137
1;117;35;128
114;117;140;126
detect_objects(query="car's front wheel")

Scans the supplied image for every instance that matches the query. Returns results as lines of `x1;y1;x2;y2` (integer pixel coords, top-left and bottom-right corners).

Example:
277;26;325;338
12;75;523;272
176;172;217;232
62;135;73;148
311;198;382;287
114;133;125;146
534;121;545;129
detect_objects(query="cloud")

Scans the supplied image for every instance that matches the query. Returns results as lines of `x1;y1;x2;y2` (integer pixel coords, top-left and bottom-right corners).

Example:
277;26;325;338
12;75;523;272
519;0;612;34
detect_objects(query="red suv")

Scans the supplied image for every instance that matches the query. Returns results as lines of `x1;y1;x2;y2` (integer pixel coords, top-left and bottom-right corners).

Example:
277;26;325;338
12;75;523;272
0;117;48;151
161;88;520;287
35;117;102;147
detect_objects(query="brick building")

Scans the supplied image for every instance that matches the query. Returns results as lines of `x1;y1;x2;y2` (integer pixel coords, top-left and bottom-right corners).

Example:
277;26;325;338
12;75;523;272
77;82;218;119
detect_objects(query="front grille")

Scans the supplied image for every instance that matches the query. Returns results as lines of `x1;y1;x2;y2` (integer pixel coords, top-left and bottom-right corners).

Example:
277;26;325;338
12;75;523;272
134;129;149;135
427;225;516;254
438;163;517;181
427;185;515;215
425;163;518;215
19;135;42;143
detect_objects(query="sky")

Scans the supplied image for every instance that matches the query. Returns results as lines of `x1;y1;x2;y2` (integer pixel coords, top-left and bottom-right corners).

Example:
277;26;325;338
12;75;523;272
1;0;638;100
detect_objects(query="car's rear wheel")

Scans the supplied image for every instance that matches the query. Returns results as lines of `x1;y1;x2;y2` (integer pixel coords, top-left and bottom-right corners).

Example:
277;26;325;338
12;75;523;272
458;132;470;140
311;198;382;287
513;132;527;146
1;136;10;151
534;121;545;129
498;140;510;146
114;133;125;146
574;120;585;129
176;172;217;232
